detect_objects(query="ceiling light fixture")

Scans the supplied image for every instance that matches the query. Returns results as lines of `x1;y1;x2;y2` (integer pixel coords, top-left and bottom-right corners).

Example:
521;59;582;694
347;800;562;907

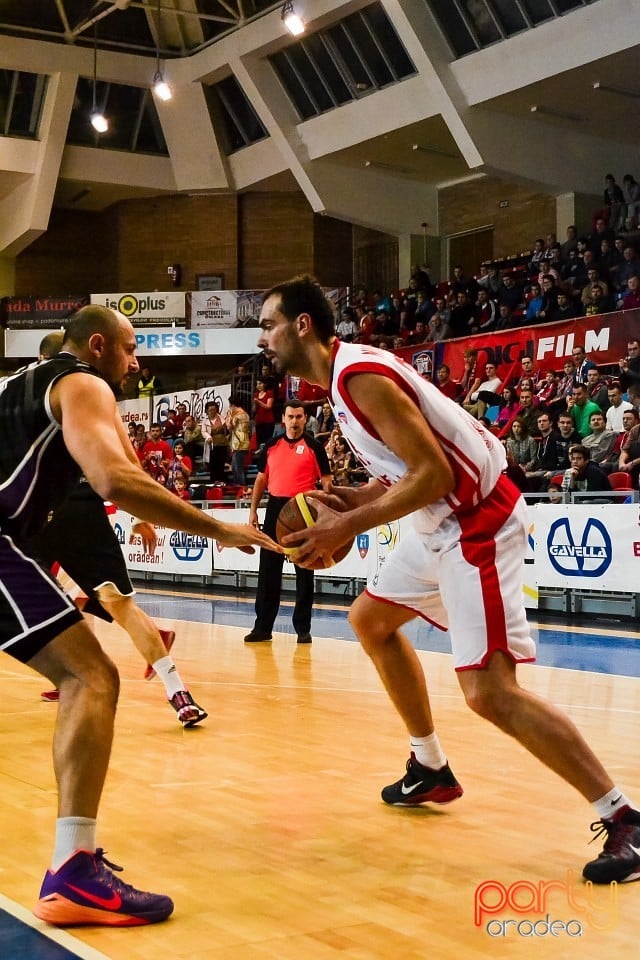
90;24;108;133
152;0;172;100
412;143;458;160
593;81;640;100
282;1;305;36
530;104;584;123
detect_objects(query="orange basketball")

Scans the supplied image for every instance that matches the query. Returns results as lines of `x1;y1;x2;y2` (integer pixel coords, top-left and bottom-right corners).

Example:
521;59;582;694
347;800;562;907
275;493;354;570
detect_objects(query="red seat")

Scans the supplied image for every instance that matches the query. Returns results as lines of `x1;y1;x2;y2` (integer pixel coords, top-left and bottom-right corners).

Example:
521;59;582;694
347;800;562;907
550;473;565;487
608;471;633;490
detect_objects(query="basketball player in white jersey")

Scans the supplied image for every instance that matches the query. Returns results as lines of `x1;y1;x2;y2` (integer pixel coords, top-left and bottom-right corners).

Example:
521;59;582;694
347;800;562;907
257;275;640;886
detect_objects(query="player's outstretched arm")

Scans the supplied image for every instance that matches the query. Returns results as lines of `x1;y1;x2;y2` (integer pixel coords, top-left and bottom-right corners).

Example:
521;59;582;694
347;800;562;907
53;374;281;554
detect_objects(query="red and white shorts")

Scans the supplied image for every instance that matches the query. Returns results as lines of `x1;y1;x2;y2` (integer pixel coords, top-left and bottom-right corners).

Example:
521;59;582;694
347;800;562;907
366;476;536;671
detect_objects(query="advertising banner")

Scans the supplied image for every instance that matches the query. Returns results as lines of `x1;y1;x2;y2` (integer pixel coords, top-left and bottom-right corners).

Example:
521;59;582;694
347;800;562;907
533;503;640;591
438;309;639;381
112;510;212;576
133;327;205;355
152;384;231;425
1;295;88;328
90;292;186;322
190;290;263;329
117;397;151;427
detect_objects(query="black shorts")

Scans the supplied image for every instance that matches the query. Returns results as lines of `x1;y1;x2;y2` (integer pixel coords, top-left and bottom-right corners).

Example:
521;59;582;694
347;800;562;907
0;533;82;663
30;486;134;623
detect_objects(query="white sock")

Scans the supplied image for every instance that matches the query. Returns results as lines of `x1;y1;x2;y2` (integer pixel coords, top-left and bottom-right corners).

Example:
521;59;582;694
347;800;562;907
410;733;447;770
593;787;631;821
153;656;186;699
52;817;96;871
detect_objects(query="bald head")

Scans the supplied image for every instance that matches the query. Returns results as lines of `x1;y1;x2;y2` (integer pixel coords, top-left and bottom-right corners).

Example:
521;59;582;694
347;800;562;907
39;330;65;360
63;305;124;350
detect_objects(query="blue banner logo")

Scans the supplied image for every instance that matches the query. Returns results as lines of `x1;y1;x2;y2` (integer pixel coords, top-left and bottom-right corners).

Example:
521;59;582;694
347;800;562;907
547;517;612;577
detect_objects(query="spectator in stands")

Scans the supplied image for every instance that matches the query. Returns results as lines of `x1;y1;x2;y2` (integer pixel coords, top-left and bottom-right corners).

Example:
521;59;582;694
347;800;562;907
527;411;562;488
606;382;634;432
618;338;640;391
536;275;559;321
514;387;541;436
546;482;564;504
537;259;560;287
372;290;393;316
527;239;545;277
225;396;251;488
596;237;619;281
166;440;193;491
560;248;582;292
463;361;501;418
457;348;484;404
581;268;610;312
585;367;609;411
589;216;616;252
449;290;475;337
497;273;523;313
201;400;228;484
182;413;204;466
581;411;617;465
434;364;459;401
542;232;557;259
231;365;253;413
450;264;478;301
315;402;336;445
427;311;452;342
478;264;503;298
495;303;516;330
615;245;640;293
253;377;276;448
505;418;538;477
413;291;435;323
172;476;191;501
560;225;578;260
524;282;543;323
405;320;428;345
161;409;182;440
471;288;497;333
622;173;640;229
585;283;611;317
132;422;148;453
328;435;356;486
567;383;602;436
602;174;625;231
554;412;581;463
617;274;640;311
410;264;433;295
433;296;451;327
548;359;577;416
138;423;173;479
336;307;358;342
136;366;162;399
357;308;379;344
493;385;520;429
618;414;640;487
515;355;540;391
573;248;597;294
561;445;612;493
535;370;560;407
571;345;597;385
602;407;639;474
548;290;579;322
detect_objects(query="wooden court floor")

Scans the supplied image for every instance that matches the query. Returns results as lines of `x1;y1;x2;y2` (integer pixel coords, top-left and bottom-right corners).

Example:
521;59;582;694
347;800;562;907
0;597;639;960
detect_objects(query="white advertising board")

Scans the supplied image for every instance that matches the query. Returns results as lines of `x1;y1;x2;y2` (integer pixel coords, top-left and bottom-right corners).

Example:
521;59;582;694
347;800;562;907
112;510;212;576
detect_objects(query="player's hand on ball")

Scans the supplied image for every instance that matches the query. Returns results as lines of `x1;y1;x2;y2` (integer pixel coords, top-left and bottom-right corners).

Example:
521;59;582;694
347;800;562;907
279;498;353;569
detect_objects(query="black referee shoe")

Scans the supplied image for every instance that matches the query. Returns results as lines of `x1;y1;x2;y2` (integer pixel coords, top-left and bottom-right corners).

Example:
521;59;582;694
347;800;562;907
297;633;312;644
244;630;272;642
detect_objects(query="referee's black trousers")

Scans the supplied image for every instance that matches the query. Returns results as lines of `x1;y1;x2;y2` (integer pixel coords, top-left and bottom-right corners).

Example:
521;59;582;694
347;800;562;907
253;495;314;637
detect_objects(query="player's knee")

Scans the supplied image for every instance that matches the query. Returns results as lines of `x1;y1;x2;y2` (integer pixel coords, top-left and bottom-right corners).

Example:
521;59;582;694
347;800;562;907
348;600;390;652
60;652;120;705
462;683;516;727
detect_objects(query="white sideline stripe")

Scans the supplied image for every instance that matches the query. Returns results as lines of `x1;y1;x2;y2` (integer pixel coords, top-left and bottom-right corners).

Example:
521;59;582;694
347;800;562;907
0;893;111;959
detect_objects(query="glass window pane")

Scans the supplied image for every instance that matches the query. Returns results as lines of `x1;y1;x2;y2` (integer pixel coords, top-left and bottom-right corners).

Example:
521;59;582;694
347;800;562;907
460;1;501;45
552;0;585;12
487;0;527;35
303;35;352;105
428;0;478;56
327;25;373;90
520;0;554;24
135;92;168;154
270;52;317;120
287;47;334;112
363;5;416;77
343;16;393;86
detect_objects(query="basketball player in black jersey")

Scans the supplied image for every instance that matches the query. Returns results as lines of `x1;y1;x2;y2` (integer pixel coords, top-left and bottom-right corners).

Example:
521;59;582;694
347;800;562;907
0;305;279;928
32;331;206;727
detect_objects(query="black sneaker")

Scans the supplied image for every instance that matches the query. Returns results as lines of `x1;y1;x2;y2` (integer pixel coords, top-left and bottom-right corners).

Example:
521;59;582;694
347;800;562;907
244;631;272;643
583;805;640;884
381;752;463;806
297;633;312;644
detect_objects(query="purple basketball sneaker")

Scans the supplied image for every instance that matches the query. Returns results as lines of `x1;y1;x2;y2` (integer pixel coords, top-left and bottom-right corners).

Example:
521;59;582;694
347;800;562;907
34;848;174;926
